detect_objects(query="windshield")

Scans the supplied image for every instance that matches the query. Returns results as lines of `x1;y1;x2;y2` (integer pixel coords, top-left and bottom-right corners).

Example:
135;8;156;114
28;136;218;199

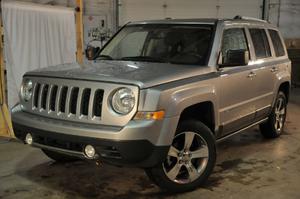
99;24;214;65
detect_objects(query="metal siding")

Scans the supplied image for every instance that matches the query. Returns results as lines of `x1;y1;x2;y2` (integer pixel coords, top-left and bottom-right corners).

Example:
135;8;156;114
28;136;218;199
119;0;263;25
278;0;300;38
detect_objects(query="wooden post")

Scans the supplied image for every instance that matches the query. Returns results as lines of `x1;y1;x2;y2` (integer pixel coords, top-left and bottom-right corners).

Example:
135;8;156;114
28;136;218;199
0;12;4;105
0;13;14;138
75;0;84;64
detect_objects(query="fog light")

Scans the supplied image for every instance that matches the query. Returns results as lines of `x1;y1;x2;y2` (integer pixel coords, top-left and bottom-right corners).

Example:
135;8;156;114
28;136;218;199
25;133;33;145
84;145;96;158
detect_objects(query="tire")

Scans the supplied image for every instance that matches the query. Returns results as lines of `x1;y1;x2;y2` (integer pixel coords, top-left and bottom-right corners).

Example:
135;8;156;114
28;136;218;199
145;120;216;193
42;149;81;162
259;91;287;138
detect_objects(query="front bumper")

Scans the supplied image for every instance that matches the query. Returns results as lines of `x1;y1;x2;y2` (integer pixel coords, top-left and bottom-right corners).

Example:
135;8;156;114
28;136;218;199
12;109;179;167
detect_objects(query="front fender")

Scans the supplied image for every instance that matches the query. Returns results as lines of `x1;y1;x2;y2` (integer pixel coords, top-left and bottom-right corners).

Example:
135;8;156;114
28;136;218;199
164;84;218;118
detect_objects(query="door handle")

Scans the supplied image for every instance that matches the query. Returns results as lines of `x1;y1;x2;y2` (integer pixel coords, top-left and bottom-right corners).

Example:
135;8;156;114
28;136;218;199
247;71;256;78
271;67;278;73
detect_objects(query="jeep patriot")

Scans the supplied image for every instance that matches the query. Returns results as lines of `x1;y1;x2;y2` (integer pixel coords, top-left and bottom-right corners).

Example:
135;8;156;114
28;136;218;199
12;16;291;192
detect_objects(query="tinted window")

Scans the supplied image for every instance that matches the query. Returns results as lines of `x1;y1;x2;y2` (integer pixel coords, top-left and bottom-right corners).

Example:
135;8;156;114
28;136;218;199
269;29;285;57
249;29;271;58
221;28;248;64
100;25;213;65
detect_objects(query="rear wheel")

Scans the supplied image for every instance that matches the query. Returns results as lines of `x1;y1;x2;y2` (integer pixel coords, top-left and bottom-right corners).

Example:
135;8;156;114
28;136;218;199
42;149;81;162
145;120;216;192
259;91;287;138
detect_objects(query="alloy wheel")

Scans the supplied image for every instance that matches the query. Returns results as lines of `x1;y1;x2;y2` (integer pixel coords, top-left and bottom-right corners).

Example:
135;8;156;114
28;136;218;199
274;97;286;133
163;131;209;184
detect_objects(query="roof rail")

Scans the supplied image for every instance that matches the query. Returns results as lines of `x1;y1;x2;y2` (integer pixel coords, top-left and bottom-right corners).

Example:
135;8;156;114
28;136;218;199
233;15;268;23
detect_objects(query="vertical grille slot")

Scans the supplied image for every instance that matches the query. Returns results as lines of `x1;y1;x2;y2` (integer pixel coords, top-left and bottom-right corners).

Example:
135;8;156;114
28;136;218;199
50;86;58;111
81;88;91;116
41;85;49;110
33;83;41;108
93;89;104;117
69;87;79;114
59;87;68;113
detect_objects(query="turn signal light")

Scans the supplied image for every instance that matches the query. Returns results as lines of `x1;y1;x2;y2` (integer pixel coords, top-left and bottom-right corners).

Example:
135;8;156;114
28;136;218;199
134;110;165;120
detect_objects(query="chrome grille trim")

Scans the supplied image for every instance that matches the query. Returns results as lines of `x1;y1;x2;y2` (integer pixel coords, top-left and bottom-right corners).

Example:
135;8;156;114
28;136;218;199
46;84;53;112
55;86;62;113
76;88;83;117
65;86;73;115
88;88;95;120
21;77;139;126
32;83;101;120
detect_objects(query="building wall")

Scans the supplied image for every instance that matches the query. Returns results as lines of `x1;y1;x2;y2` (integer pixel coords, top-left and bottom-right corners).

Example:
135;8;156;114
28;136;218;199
278;0;300;39
118;0;264;25
2;0;115;32
2;0;299;39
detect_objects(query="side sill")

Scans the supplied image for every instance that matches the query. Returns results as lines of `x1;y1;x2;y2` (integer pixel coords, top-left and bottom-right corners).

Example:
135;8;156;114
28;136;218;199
216;118;268;143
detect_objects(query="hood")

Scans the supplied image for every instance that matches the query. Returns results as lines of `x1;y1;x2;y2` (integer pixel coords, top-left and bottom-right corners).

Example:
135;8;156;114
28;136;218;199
25;61;214;88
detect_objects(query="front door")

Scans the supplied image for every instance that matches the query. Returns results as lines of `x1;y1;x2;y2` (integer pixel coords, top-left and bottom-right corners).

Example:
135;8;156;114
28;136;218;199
218;28;256;136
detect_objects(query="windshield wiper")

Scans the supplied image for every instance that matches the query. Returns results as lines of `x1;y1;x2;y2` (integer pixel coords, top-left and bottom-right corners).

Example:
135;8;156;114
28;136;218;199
120;56;166;63
96;54;114;60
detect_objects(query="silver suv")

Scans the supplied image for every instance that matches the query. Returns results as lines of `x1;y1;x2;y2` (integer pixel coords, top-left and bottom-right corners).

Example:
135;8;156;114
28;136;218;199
12;17;291;192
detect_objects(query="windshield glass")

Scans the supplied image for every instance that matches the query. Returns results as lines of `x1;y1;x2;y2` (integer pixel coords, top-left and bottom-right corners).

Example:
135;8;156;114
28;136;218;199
99;24;214;65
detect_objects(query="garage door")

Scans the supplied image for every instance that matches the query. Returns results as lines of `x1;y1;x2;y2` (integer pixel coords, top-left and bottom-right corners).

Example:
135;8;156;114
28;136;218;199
119;0;264;25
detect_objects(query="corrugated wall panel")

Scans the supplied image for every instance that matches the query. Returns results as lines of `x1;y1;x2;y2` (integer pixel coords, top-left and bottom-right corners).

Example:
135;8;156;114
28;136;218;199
119;0;263;25
278;0;300;38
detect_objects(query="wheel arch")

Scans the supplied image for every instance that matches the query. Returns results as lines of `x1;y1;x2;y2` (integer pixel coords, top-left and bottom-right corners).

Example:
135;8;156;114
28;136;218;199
178;101;216;134
278;81;290;102
162;85;219;137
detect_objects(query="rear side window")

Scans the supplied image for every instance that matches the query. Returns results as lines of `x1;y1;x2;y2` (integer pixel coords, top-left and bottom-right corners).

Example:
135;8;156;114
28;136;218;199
249;29;271;59
269;29;285;57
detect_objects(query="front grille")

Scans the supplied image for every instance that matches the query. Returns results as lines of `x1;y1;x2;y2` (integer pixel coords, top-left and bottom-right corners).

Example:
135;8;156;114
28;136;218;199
59;86;68;113
32;82;104;120
81;88;91;116
69;87;79;114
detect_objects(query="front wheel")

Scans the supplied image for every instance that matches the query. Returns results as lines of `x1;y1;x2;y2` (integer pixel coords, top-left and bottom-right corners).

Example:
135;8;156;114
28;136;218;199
145;120;216;192
259;91;287;138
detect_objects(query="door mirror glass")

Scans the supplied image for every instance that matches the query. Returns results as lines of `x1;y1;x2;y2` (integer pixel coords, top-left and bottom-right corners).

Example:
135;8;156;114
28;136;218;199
219;49;249;67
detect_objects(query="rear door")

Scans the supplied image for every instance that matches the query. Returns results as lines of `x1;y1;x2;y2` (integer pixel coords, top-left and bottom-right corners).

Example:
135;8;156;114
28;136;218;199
247;28;276;121
218;27;256;136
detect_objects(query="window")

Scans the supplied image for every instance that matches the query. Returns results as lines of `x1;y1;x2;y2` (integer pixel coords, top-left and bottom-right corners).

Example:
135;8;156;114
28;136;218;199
249;29;271;58
269;29;285;57
100;24;214;65
221;28;248;64
104;30;148;58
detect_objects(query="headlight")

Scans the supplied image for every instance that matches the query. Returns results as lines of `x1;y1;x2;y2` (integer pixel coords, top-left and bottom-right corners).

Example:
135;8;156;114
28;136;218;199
111;88;135;115
20;79;33;101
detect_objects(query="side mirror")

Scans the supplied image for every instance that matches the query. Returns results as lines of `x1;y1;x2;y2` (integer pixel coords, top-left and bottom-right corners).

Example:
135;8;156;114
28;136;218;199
85;46;100;60
219;49;249;67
